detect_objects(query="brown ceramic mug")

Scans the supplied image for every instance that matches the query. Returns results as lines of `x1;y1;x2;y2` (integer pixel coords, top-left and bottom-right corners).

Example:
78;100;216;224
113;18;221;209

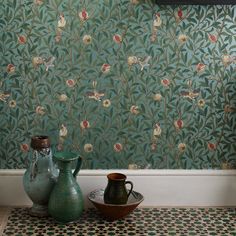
104;173;133;205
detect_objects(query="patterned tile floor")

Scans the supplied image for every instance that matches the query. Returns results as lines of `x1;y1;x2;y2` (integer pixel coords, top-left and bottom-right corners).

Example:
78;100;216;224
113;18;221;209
0;207;10;235
2;207;236;235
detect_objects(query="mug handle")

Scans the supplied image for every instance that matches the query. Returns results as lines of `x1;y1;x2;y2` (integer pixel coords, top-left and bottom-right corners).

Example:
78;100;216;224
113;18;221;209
125;181;133;199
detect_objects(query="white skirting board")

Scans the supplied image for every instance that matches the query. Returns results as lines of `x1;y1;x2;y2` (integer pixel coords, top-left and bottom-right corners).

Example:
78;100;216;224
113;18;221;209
0;169;236;207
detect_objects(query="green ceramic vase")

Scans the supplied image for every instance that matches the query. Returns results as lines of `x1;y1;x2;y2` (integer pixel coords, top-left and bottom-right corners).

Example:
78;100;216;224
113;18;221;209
23;136;58;217
48;151;84;223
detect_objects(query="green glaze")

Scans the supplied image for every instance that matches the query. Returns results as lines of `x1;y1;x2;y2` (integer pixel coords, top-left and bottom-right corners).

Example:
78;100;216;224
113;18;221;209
23;143;58;217
104;173;133;205
48;151;84;223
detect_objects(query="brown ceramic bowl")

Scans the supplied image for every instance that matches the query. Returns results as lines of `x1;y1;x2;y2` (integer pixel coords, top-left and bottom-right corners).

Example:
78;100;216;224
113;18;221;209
88;189;144;221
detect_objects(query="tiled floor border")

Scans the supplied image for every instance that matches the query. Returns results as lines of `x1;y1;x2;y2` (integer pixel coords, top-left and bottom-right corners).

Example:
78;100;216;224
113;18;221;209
2;207;236;236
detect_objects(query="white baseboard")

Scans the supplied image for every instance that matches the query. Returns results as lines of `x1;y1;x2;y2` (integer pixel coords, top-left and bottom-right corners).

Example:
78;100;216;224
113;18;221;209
0;169;236;207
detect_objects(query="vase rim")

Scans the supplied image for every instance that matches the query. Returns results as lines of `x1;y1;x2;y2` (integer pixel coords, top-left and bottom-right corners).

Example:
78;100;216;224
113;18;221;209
31;135;50;149
107;172;126;181
53;151;80;162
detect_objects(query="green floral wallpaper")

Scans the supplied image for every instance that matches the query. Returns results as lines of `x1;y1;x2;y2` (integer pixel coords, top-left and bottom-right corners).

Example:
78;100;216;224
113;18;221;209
0;0;236;169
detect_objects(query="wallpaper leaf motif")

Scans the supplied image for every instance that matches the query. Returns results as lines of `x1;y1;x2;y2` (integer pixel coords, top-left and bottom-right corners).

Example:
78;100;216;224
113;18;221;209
0;0;235;169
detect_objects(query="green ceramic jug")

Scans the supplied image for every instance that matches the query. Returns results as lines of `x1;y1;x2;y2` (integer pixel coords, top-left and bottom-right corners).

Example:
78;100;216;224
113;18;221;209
23;136;58;217
104;173;133;204
48;151;84;223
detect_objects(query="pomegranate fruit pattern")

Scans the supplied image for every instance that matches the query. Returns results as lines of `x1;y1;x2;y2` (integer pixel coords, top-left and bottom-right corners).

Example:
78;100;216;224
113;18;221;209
0;0;235;169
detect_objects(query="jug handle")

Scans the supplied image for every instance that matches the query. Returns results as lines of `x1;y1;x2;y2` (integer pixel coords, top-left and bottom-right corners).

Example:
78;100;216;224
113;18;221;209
30;151;38;181
73;156;82;178
125;181;133;199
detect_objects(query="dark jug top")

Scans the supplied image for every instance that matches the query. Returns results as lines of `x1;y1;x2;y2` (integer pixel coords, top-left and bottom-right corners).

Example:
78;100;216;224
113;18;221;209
31;136;51;150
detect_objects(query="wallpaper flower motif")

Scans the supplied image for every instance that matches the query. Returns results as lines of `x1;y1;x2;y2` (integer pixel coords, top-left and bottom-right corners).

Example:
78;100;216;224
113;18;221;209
0;0;235;169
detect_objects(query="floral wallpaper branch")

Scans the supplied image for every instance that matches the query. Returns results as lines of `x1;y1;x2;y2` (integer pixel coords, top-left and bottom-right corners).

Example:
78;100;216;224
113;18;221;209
0;0;235;169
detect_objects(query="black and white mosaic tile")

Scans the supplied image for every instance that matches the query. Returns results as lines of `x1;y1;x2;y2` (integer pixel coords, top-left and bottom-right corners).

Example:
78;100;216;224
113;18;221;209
3;207;236;235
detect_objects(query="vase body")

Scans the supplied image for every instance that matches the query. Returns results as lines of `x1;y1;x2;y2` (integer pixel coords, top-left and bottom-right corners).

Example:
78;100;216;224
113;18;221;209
23;136;58;217
48;151;84;223
104;173;133;204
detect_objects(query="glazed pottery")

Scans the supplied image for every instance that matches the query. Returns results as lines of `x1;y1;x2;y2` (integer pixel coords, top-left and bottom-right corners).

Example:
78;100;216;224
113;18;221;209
104;173;133;204
88;189;144;221
48;151;84;223
23;136;58;217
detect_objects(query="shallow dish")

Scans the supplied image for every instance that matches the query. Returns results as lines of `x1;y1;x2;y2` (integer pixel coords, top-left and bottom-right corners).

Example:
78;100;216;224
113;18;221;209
88;189;144;221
